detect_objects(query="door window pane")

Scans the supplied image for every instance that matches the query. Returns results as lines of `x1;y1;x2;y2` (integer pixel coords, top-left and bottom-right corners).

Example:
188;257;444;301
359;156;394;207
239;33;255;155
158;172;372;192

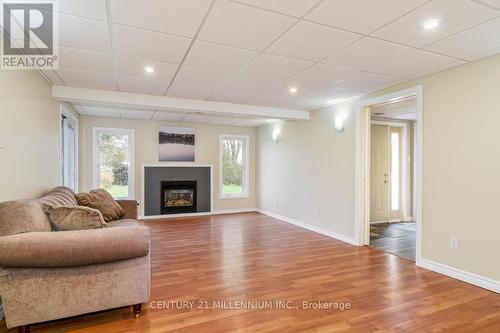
391;132;400;210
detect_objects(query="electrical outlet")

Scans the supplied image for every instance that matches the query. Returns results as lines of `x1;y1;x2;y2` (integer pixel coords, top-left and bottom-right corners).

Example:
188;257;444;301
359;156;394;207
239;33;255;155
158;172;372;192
313;208;321;216
449;237;459;250
275;199;280;206
0;134;4;149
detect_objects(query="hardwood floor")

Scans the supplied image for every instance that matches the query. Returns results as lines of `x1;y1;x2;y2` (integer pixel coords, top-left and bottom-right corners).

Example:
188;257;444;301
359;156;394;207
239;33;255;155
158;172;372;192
2;212;499;332
370;222;416;261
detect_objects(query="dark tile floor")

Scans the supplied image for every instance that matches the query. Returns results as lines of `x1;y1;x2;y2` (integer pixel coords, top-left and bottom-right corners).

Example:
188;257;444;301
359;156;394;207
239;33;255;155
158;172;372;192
370;222;416;261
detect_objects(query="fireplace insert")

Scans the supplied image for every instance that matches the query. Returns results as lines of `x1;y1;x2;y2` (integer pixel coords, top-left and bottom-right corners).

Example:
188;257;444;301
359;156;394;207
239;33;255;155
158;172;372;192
160;181;197;214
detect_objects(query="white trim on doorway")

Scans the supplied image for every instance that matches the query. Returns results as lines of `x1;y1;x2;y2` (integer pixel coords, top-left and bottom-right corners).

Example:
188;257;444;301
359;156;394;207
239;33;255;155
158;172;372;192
355;86;423;266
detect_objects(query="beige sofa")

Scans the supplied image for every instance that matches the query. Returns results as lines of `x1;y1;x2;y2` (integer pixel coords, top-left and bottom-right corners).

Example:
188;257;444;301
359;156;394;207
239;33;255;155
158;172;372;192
0;187;151;333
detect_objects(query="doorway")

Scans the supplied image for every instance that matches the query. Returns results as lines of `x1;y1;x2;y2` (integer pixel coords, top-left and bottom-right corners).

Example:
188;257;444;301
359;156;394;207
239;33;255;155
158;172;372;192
355;86;422;265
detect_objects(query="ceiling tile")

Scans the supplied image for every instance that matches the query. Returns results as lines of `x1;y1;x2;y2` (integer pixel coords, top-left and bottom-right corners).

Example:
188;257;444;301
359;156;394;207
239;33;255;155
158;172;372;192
173;66;232;87
59;0;107;21
211;89;259;104
224;75;281;93
118;76;169;95
152;111;188;121
294;86;362;110
234;0;322;17
114;25;191;63
241;54;313;80
211;116;266;127
184;41;258;73
59;47;114;73
198;1;296;51
289;64;359;87
57;69;117;90
41;70;64;85
424;17;500;59
83;106;121;117
373;0;499;48
333;72;406;92
183;113;217;124
471;0;500;10
322;38;413;71
167;66;232;99
306;0;428;34
267;21;361;62
167;82;218;100
466;46;500;61
119;109;155;120
110;0;212;38
249;81;323;107
59;14;111;53
371;50;465;79
116;56;178;82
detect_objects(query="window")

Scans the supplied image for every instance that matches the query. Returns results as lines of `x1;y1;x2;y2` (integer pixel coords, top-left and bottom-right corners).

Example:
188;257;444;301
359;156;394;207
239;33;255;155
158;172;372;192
93;128;134;199
60;106;78;192
391;132;400;211
220;135;249;199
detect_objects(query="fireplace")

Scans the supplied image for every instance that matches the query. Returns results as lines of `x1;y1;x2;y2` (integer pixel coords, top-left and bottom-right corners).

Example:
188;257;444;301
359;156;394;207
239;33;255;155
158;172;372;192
161;181;197;214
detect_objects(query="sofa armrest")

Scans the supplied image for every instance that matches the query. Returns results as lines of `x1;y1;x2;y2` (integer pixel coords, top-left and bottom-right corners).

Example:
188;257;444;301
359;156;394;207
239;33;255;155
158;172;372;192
116;200;139;219
0;226;150;268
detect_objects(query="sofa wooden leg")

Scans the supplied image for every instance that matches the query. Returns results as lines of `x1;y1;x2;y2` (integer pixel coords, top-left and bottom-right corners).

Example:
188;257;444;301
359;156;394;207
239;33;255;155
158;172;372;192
17;325;31;333
133;303;142;319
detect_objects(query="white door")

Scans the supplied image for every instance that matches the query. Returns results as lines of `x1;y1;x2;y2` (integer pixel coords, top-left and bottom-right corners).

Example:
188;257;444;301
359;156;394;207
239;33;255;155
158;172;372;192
370;124;389;222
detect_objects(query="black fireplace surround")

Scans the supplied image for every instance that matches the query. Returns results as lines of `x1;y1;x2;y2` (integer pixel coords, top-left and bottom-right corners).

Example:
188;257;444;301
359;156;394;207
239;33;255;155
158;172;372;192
161;181;197;214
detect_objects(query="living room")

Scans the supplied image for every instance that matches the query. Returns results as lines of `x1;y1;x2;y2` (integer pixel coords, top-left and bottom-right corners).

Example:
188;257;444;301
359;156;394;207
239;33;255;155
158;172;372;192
1;1;500;332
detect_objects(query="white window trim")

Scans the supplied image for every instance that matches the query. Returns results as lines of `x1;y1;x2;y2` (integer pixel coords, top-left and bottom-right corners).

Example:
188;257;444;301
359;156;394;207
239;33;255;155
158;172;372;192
92;127;135;199
60;104;78;192
219;134;249;200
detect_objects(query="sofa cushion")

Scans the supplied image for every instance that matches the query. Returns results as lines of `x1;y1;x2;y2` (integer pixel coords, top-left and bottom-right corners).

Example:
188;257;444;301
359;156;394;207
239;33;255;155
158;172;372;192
106;219;141;228
76;189;124;222
46;205;107;231
37;186;78;209
0;200;52;237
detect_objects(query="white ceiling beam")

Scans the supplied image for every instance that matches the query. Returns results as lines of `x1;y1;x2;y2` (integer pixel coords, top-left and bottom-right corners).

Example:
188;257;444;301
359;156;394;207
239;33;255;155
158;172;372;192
52;86;310;120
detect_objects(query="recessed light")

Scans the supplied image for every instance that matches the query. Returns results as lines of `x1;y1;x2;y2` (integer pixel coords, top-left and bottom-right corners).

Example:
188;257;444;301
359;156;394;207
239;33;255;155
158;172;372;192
144;66;155;73
289;87;298;94
423;19;440;30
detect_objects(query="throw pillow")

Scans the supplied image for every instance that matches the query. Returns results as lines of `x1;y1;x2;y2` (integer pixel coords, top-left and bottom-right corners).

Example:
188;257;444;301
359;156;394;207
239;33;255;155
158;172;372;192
46;205;107;231
75;189;124;222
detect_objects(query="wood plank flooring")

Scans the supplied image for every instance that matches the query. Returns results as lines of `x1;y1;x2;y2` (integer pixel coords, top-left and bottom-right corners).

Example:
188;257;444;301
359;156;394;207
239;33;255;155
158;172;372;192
370;222;416;261
2;212;499;332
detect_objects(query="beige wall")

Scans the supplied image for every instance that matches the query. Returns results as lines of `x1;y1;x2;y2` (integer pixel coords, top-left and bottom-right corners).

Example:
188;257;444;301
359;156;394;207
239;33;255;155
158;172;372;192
257;110;357;240
370;54;500;281
79;116;256;212
257;53;500;281
0;71;60;201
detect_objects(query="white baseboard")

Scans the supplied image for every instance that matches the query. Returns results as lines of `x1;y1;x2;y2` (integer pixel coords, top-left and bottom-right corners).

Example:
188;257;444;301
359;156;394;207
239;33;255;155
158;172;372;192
140;208;257;220
420;259;500;294
257;209;357;246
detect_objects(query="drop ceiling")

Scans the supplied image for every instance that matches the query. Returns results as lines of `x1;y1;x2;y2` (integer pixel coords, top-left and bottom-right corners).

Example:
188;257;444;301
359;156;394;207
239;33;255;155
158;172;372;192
39;0;500;114
73;103;274;127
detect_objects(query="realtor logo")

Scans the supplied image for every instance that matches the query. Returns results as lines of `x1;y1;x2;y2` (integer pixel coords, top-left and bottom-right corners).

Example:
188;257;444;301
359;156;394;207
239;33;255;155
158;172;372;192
1;0;59;69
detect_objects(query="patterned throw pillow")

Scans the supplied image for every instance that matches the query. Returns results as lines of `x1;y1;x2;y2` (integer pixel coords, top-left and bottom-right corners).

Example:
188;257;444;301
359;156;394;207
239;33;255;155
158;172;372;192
75;189;124;222
46;205;107;231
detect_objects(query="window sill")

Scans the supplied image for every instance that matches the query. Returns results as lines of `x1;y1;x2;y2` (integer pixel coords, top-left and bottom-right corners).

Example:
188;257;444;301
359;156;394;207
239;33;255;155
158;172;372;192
219;194;249;200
